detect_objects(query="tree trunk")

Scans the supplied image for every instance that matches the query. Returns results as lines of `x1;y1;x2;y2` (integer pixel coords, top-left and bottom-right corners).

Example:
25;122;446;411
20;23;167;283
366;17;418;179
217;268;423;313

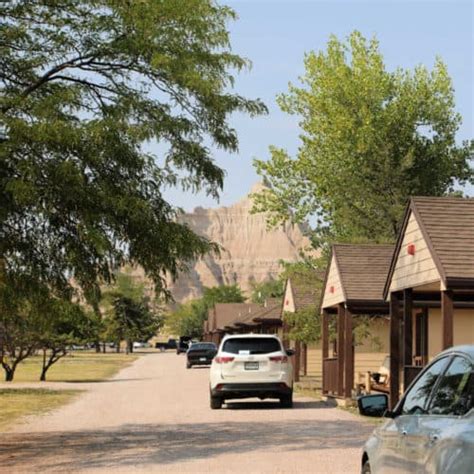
4;366;14;382
116;342;120;353
127;340;133;354
40;348;47;381
102;342;106;354
95;341;101;353
40;366;48;381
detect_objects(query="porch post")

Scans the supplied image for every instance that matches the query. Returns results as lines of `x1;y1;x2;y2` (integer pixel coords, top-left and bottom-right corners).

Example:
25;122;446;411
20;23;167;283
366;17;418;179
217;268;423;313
322;309;329;394
403;289;413;367
441;290;454;349
389;291;402;409
337;303;345;397
294;340;301;382
344;307;354;399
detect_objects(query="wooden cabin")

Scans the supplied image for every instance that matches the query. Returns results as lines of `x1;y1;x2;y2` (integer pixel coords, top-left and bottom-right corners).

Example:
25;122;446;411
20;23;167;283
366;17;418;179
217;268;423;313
282;276;320;381
320;244;393;399
384;197;474;407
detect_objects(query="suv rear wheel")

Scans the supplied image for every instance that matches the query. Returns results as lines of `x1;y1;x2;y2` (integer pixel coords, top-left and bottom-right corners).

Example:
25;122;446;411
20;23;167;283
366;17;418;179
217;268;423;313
210;395;223;409
280;392;293;408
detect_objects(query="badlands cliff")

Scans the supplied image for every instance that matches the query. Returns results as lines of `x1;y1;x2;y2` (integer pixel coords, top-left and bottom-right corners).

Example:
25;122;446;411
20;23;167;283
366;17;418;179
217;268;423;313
166;183;311;302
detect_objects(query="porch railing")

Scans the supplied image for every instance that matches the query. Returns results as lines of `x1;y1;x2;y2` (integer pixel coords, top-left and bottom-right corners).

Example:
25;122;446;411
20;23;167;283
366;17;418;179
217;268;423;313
323;357;338;394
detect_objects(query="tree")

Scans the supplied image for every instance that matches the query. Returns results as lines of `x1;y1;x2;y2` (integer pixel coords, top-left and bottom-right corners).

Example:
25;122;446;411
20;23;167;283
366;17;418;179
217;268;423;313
37;300;98;381
250;279;284;304
1;1;266;301
101;271;163;352
253;31;473;245
165;284;245;338
202;284;245;306
109;296;163;353
0;274;48;381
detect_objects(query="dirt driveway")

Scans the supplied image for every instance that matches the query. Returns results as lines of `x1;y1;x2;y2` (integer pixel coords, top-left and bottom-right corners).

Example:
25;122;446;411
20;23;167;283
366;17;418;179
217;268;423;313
0;352;373;473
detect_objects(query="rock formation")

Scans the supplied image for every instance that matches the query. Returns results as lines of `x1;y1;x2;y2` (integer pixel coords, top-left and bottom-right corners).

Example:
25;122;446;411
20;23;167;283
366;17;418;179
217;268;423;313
167;183;312;302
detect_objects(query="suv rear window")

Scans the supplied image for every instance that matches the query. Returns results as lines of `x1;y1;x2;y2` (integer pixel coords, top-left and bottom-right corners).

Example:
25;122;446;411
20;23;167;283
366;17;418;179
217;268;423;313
189;343;216;351
222;337;281;355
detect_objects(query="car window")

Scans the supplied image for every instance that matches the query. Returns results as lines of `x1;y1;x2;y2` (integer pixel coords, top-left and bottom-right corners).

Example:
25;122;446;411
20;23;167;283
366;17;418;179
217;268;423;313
429;356;474;416
401;357;450;415
190;343;216;351
222;338;281;355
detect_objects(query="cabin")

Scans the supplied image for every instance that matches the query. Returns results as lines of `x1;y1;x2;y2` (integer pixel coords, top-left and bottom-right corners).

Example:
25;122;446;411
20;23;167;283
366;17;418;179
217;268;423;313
282;276;320;381
320;244;393;400
384;196;474;407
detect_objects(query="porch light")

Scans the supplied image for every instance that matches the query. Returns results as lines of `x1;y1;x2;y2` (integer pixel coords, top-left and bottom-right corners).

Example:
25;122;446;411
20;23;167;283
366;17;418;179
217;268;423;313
407;244;416;256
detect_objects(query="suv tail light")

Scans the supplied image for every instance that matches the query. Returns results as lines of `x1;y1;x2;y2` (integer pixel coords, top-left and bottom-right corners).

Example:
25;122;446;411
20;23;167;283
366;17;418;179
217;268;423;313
214;356;235;364
269;355;288;363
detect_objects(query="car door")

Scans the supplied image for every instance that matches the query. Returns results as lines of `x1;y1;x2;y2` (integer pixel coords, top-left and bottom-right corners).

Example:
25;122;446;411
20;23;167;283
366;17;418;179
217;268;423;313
415;355;474;474
392;356;451;473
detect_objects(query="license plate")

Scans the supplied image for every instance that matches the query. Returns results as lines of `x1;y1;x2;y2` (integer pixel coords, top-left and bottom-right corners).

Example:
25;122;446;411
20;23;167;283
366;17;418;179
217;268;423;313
244;361;259;370
199;357;206;361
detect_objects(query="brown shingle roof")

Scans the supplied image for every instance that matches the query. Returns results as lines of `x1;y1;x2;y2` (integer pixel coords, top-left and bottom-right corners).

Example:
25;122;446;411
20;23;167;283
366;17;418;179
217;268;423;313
213;303;260;331
333;244;394;302
252;299;282;322
288;273;321;311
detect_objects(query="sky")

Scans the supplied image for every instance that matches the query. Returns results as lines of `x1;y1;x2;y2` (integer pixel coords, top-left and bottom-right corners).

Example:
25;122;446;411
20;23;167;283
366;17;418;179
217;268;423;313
163;0;473;211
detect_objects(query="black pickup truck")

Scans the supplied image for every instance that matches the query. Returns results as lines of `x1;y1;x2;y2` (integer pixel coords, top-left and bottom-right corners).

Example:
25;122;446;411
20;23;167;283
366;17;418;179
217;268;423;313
155;339;177;351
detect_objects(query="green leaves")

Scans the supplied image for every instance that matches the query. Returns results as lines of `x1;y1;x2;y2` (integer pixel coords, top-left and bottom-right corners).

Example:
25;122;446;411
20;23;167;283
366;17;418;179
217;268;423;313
1;0;266;300
253;31;473;245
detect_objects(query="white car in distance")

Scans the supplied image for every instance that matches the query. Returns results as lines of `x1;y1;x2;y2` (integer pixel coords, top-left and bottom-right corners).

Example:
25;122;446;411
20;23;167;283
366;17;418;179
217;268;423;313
209;334;294;409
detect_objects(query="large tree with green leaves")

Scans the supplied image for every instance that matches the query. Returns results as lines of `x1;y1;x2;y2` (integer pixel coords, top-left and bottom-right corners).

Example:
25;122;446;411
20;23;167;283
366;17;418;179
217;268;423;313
0;1;266;300
101;271;164;352
253;31;473;245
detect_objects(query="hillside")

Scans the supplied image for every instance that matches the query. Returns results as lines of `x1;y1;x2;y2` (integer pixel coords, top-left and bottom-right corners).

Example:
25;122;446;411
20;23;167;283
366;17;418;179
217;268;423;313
166;183;312;302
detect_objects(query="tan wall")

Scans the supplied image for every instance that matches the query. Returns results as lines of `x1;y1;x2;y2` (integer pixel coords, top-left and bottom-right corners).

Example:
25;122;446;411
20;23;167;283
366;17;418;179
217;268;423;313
305;316;390;383
426;308;474;359
321;256;345;308
355;317;390;353
389;212;442;293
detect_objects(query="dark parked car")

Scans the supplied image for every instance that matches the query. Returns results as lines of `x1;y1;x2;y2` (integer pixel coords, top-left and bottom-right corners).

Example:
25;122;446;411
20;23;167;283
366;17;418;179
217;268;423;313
155;338;177;351
186;342;217;368
358;345;474;474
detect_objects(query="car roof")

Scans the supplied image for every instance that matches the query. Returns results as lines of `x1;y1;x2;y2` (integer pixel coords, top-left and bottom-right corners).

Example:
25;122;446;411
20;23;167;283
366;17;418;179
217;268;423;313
222;333;281;340
436;344;474;362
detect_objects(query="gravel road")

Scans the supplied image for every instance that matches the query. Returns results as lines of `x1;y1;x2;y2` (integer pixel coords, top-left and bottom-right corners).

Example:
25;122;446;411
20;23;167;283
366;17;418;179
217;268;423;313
0;352;373;473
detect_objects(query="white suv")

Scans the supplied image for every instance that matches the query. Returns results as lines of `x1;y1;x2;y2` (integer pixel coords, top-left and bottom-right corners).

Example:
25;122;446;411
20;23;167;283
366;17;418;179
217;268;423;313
209;334;294;409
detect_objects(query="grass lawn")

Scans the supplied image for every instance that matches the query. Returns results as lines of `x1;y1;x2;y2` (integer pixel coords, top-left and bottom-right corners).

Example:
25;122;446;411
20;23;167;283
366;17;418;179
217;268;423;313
0;388;81;430
11;352;139;383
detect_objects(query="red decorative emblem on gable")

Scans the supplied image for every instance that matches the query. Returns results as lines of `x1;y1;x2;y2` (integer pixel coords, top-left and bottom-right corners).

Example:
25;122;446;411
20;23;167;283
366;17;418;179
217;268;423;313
285;300;289;306
329;286;335;294
407;244;416;256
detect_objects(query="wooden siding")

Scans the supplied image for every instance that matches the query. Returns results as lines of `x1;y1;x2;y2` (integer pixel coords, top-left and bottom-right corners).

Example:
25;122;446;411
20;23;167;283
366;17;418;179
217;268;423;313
321;256;345;308
413;197;474;280
283;280;296;313
389;212;441;293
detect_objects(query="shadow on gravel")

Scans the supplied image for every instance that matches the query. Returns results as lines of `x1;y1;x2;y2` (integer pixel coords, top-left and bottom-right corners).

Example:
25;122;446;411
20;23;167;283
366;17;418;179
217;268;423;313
225;399;334;410
0;418;372;471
